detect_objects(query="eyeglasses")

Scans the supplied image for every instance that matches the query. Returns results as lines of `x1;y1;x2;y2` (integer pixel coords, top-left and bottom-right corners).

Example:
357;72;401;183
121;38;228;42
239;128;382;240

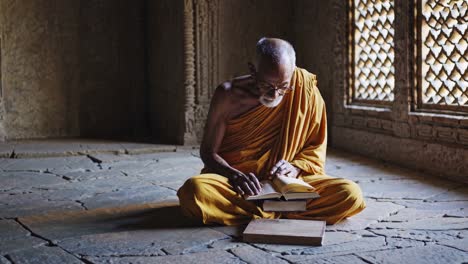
256;81;294;96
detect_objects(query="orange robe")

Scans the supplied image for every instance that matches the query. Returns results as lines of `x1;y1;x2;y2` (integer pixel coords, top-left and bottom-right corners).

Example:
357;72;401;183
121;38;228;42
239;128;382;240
177;67;366;225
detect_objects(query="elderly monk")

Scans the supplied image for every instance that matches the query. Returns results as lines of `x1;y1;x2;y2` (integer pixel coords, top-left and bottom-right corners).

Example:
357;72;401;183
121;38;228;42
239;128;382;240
177;37;366;226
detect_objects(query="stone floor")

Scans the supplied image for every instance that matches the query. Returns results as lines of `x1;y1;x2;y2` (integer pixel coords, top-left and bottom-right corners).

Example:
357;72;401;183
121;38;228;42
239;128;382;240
0;140;467;264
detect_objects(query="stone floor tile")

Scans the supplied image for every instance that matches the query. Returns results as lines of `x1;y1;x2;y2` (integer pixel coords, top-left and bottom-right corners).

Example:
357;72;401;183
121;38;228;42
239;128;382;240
121;143;177;155
384;207;465;222
281;254;369;264
327;164;419;182
85;250;244;264
283;235;386;258
12;141;84;158
205;238;245;252
359;178;461;199
370;216;468;230
18;200;186;242
58;228;228;257
0;192;83;218
1;156;98;172
369;229;462;243
6;245;83;264
80;185;176;210
326;200;404;231
0;171;68;192
426;186;468;202
438;237;468;252
230;245;289;264
0;236;47;255
0;220;29;239
356;244;468;264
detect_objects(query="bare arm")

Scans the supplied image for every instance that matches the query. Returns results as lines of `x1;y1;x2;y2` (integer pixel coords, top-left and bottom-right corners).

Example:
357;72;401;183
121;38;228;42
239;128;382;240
199;83;261;195
199;84;237;177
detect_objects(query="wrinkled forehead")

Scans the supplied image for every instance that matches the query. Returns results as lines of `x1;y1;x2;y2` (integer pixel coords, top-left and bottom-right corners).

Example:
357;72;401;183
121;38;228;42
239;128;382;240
257;59;293;84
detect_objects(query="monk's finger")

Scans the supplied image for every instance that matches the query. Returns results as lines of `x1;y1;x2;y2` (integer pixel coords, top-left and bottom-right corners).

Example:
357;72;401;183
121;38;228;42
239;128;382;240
241;181;254;196
270;160;284;175
234;185;244;195
248;173;262;193
246;177;260;195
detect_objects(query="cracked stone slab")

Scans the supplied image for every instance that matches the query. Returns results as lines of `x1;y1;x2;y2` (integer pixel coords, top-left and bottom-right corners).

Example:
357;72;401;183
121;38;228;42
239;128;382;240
68;174;151;193
326;199;405;231
358;178;461;199
18;200;186;242
385;236;425;248
356;244;468;264
369;229;462;243
282;235;386;261
140;167;203;186
6;245;82;264
370;216;468;230
286;254;369;264
0;192;83;218
438;237;468;252
80;185;177;210
0;156;98;172
160;181;186;191
58;228;229;257
57;169;127;182
385;200;468;218
327;163;420;182
10;141;84;158
120;143;177;155
0;171;68;192
0;220;30;240
99;159;159;172
205;238;245;252
0;236;48;255
389;200;468;211
251;231;363;254
85;250;244;264
230;245;289;264
325;149;373;167
384;207;466;222
426;186;468;202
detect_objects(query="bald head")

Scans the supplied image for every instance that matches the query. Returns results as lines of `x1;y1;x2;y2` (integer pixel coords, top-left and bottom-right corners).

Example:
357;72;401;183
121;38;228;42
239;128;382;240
255;37;296;75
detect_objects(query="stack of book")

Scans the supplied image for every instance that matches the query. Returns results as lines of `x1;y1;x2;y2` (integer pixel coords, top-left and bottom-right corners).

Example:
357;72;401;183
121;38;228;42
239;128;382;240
244;175;320;212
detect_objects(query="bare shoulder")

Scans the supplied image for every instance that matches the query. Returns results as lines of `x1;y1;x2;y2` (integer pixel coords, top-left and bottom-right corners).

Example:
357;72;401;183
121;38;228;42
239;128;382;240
213;80;248;103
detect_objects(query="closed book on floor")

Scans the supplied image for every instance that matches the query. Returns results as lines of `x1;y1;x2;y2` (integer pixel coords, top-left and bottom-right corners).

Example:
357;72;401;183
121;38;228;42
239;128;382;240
243;218;326;246
262;200;307;212
244;175;320;201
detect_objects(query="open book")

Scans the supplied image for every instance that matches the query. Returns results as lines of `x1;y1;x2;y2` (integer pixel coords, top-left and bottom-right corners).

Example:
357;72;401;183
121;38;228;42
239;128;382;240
244;175;320;201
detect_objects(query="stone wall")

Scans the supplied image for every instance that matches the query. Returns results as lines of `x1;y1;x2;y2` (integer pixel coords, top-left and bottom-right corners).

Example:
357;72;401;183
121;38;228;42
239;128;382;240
0;0;148;140
182;0;295;144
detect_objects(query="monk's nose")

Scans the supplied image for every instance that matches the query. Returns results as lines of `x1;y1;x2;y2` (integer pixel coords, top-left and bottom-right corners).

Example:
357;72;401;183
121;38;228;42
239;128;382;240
266;89;277;98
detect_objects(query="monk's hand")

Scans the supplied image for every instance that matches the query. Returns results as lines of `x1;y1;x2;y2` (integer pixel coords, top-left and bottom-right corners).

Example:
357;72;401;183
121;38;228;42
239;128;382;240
269;159;301;180
229;171;262;196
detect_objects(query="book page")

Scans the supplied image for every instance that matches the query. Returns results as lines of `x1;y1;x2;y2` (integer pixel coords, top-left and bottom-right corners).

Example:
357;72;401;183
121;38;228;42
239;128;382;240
245;180;282;200
272;175;316;194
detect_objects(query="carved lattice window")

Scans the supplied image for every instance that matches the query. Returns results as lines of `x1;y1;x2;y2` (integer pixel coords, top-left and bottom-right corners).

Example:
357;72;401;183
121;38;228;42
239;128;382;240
417;0;467;112
349;0;395;105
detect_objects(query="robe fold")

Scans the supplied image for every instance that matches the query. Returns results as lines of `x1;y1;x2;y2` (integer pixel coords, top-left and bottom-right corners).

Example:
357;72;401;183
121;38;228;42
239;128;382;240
178;67;366;225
